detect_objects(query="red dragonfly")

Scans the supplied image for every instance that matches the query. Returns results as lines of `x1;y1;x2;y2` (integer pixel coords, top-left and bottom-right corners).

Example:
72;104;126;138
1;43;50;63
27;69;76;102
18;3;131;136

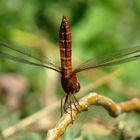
0;16;140;118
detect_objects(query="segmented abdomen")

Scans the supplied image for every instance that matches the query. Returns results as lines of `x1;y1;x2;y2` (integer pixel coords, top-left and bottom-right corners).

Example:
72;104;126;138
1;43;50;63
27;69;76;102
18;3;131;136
59;16;72;78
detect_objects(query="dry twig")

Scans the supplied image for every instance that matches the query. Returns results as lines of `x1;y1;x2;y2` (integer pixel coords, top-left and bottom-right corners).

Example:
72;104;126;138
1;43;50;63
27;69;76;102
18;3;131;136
46;93;140;140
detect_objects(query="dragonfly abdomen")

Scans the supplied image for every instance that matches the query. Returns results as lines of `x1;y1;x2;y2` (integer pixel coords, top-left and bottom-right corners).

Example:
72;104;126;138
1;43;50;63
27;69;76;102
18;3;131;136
59;16;72;78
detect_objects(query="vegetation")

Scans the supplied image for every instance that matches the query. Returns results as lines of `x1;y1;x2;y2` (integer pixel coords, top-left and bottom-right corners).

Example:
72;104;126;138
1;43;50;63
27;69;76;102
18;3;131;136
0;0;140;139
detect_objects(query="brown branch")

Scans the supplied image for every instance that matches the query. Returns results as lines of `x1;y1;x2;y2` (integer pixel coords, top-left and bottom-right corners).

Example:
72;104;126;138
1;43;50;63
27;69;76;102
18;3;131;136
46;93;140;140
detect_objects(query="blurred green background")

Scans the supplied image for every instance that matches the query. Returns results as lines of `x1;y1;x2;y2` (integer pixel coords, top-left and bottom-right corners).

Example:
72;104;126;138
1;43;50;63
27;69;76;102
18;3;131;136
0;0;140;140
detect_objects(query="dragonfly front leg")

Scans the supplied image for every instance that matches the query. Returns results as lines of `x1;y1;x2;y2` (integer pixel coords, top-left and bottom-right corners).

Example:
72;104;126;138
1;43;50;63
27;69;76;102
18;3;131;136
71;94;80;112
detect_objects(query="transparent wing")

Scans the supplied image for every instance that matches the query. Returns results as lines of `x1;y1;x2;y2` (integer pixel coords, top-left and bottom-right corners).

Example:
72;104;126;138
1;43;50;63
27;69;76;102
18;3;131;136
73;46;140;74
0;40;61;73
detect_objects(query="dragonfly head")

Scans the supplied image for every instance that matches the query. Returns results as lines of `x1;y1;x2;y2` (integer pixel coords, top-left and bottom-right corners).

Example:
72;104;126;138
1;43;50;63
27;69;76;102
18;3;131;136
61;74;80;94
75;82;80;93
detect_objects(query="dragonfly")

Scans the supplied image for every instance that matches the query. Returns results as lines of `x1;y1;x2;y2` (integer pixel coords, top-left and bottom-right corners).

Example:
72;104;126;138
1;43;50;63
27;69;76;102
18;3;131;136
0;16;140;120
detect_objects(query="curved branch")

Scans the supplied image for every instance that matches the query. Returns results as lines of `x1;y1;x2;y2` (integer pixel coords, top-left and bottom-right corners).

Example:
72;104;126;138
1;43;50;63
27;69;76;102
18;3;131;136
46;93;140;140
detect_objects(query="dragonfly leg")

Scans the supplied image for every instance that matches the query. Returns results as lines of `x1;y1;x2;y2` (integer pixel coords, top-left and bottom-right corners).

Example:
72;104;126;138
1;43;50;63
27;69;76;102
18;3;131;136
64;93;70;114
73;94;79;106
69;93;74;121
71;94;80;112
61;95;65;117
62;93;80;122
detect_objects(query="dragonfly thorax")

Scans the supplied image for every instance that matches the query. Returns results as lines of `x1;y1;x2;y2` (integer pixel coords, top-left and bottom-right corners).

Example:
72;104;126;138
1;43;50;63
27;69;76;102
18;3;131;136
61;74;80;94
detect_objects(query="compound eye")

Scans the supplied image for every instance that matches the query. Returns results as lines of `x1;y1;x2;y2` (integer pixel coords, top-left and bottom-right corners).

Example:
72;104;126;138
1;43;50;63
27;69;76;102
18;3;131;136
76;82;80;92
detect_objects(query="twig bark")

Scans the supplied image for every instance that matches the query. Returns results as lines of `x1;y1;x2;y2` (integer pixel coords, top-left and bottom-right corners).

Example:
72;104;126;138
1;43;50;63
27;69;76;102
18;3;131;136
46;93;140;140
